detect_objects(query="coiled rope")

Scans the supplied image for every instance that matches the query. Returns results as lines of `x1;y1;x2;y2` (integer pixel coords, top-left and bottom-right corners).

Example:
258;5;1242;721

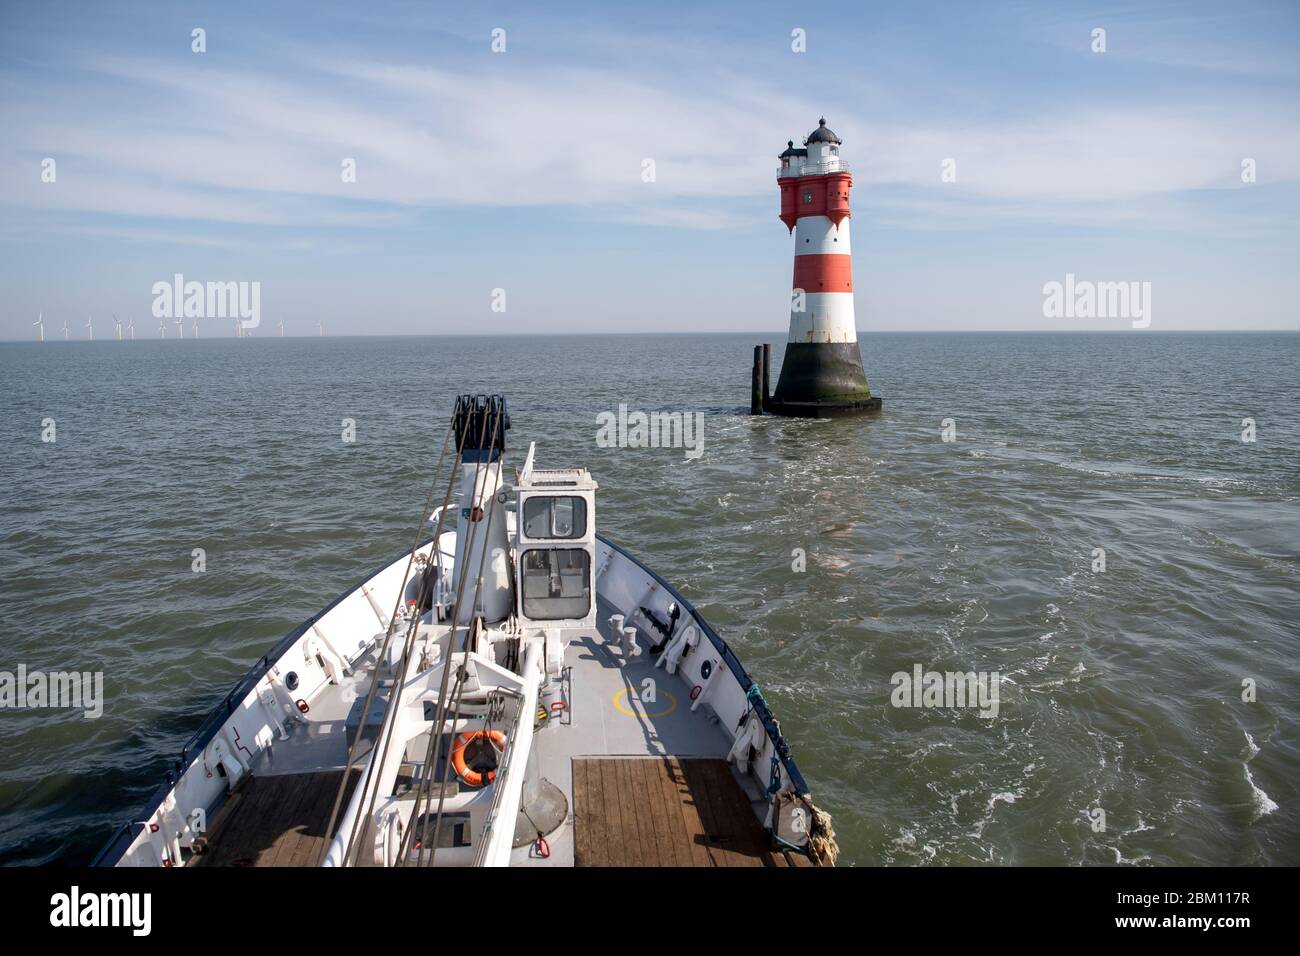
744;682;840;866
801;797;839;867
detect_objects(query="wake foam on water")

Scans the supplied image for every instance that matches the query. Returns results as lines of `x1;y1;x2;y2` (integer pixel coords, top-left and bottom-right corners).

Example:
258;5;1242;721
971;788;1025;839
1050;458;1258;491
1244;732;1278;820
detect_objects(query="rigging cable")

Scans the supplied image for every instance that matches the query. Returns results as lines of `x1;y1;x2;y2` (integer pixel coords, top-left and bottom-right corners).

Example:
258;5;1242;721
369;399;497;866
317;405;465;865
396;401;505;866
419;402;506;866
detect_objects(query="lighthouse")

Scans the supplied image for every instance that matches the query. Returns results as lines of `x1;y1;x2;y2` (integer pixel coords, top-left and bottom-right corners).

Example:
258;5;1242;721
761;118;880;418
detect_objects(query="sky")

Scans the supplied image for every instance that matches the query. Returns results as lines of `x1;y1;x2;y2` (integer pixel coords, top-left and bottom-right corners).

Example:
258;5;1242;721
1;0;1298;338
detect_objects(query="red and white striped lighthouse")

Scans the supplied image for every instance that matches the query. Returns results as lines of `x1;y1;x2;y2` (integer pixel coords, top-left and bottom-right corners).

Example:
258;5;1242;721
765;118;879;417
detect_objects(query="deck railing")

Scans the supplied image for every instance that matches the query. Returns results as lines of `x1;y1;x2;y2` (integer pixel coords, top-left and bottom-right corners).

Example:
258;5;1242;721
779;160;851;177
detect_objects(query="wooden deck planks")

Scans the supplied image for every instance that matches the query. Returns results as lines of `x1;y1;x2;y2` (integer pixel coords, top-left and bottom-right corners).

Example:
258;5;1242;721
665;757;713;868
599;757;628;866
643;756;687;867
572;759;593;866
572;757;806;867
191;769;359;867
685;757;760;866
630;758;662;867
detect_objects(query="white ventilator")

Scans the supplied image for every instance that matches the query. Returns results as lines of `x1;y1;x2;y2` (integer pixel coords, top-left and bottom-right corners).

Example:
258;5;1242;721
727;711;766;773
656;624;699;674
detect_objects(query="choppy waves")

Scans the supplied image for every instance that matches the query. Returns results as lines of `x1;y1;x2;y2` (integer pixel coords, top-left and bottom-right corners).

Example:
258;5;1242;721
1;332;1297;865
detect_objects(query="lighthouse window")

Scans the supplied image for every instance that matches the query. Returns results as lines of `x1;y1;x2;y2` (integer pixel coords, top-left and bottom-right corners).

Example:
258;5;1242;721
521;549;591;620
522;496;586;539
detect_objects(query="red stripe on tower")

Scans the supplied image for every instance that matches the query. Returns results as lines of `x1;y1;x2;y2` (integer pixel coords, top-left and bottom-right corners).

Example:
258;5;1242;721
792;255;853;293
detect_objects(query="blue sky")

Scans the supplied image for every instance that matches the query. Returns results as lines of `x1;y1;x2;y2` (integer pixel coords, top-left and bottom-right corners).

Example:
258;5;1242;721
1;0;1298;337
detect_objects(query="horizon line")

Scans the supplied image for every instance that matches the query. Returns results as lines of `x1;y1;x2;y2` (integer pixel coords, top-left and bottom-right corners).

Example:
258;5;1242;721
3;328;1297;344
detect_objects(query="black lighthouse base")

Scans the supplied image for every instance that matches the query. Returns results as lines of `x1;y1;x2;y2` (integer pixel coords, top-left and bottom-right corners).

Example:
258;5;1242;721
765;395;882;418
755;341;881;418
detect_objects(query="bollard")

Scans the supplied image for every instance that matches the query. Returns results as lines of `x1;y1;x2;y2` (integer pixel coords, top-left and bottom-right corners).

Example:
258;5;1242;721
620;626;639;661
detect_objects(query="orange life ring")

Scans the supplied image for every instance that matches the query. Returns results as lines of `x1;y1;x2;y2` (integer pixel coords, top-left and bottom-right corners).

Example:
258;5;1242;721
451;730;506;787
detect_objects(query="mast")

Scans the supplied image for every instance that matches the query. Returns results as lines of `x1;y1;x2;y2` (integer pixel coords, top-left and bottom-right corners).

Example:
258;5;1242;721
449;395;514;625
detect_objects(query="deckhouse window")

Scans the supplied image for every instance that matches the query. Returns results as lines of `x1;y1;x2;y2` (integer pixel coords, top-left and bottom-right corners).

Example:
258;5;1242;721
523;496;586;539
521;548;591;620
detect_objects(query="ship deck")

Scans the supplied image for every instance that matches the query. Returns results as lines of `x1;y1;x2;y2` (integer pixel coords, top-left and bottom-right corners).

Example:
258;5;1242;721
160;559;807;868
191;770;360;867
507;598;780;865
572;757;807;867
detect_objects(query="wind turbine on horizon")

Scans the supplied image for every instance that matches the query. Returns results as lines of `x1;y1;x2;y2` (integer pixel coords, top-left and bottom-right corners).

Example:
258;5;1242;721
33;312;44;341
128;317;135;340
61;319;69;341
158;318;166;339
318;319;324;337
174;316;185;339
278;319;284;337
85;315;94;341
113;314;123;341
192;318;199;338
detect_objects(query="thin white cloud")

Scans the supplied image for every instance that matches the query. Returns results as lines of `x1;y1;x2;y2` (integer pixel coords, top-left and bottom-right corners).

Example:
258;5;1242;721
1;32;1298;236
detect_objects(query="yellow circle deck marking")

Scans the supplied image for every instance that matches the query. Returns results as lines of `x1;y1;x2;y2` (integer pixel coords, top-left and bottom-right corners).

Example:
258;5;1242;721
613;688;678;718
